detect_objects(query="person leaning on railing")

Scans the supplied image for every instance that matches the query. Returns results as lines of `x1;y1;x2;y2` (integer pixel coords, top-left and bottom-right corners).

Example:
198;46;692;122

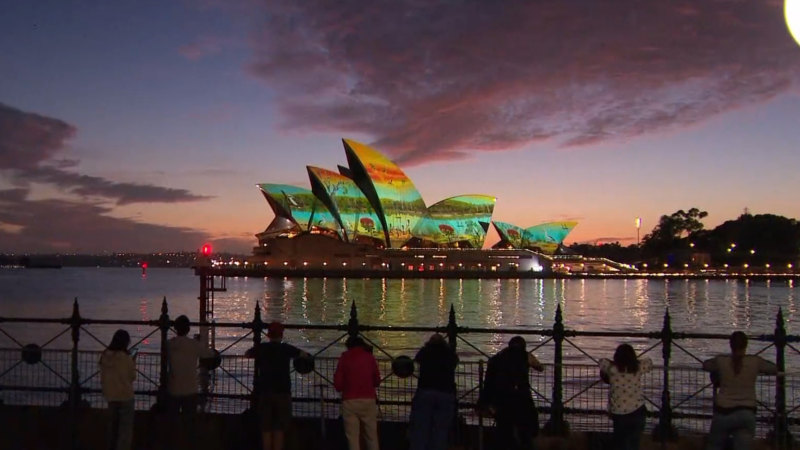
408;333;459;450
245;321;309;450
599;344;652;450
478;336;544;450
165;315;215;447
334;336;381;450
702;331;779;450
99;329;137;450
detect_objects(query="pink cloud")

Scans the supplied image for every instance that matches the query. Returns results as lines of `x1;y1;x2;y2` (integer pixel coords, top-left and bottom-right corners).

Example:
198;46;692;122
244;1;800;165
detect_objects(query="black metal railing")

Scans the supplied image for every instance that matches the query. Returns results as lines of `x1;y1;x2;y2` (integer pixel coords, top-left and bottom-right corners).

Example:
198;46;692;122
1;297;799;449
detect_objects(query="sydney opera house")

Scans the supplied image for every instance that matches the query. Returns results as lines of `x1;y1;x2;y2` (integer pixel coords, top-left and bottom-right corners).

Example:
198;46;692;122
249;139;577;275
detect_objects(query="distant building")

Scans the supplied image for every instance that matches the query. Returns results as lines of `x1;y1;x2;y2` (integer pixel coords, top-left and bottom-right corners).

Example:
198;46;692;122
249;139;579;274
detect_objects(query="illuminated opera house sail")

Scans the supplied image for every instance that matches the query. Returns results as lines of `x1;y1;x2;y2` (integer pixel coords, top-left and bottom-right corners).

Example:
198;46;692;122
252;139;578;273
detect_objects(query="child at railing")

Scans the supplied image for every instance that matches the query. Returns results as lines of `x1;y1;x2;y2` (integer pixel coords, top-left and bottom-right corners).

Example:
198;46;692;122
599;343;652;450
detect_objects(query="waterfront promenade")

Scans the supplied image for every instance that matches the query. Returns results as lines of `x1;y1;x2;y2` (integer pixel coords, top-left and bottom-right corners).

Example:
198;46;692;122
1;297;798;449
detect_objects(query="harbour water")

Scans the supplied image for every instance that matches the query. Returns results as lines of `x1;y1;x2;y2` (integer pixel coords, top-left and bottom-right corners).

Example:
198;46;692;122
2;267;799;436
0;268;797;365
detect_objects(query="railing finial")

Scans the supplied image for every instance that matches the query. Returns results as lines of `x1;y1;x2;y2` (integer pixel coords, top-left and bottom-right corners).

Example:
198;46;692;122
447;304;458;350
348;301;359;338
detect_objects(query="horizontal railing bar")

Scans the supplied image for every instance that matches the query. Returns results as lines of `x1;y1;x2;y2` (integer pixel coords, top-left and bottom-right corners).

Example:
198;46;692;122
0;316;794;343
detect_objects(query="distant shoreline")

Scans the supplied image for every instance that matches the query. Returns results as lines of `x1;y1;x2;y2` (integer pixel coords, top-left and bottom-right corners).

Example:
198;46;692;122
197;266;800;281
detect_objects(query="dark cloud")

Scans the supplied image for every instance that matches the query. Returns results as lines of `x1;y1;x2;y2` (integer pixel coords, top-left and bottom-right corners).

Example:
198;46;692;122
0;103;76;169
0;102;211;204
0;188;252;253
20;166;211;205
247;0;800;164
0;188;197;252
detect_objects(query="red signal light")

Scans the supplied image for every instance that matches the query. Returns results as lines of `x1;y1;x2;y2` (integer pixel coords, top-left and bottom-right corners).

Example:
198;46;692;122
201;244;212;256
141;262;148;269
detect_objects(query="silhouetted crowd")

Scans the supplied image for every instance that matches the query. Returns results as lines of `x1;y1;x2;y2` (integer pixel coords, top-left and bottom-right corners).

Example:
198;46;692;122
99;321;779;450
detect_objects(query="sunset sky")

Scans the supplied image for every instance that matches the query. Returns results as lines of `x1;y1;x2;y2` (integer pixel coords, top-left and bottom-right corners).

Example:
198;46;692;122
1;0;799;253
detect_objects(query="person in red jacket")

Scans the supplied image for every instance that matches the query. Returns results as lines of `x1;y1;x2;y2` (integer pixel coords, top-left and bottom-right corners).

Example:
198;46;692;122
334;336;381;450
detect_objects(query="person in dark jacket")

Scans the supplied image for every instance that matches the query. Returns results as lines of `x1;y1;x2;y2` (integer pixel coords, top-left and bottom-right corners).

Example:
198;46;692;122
480;336;543;450
245;321;308;450
408;334;459;450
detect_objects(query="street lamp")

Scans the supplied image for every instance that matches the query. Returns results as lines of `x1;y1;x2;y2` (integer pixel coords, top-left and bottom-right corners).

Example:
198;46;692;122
635;217;642;246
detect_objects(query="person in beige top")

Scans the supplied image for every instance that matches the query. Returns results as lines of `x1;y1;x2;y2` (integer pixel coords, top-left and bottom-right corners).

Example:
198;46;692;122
99;329;137;450
166;315;215;448
702;331;778;450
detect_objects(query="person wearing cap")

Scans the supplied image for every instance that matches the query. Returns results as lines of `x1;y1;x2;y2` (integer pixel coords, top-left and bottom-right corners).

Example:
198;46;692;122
246;321;309;450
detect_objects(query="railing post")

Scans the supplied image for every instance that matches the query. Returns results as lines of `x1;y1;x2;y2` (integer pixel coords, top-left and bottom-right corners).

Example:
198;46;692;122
543;303;568;436
69;298;82;410
447;304;458;350
770;307;793;448
478;359;484;450
251;301;264;411
653;308;677;442
156;297;170;410
69;298;82;450
348;301;359;339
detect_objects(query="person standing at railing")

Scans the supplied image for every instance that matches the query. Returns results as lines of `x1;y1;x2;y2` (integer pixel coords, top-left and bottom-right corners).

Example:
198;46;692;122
408;333;459;450
599;343;652;450
166;315;215;448
479;336;544;450
99;329;137;450
334;336;381;450
245;321;309;450
702;331;778;450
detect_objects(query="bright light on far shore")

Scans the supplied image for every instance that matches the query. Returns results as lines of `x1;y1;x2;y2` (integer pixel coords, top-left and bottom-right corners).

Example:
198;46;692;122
788;0;800;46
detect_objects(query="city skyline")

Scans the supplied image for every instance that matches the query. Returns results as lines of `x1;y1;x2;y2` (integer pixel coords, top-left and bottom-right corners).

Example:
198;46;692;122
1;1;799;253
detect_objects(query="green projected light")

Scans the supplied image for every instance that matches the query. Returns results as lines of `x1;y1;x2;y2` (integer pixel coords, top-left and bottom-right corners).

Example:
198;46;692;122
257;184;342;237
415;195;495;247
493;220;578;254
493;221;528;248
256;138;575;253
307;166;386;245
343;139;428;248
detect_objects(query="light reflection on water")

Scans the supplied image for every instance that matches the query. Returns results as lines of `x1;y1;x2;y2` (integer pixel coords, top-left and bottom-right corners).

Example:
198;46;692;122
0;268;798;365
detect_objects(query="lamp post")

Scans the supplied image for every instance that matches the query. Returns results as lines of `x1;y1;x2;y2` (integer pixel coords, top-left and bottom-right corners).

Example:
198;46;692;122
635;217;641;246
